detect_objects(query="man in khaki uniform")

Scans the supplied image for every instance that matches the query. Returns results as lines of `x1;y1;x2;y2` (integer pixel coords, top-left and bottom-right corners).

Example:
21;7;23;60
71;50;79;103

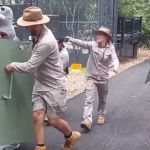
66;26;119;131
4;7;80;150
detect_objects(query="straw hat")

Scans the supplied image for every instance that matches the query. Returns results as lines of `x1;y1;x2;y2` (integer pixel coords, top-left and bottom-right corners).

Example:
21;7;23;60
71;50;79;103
17;7;50;27
95;26;111;38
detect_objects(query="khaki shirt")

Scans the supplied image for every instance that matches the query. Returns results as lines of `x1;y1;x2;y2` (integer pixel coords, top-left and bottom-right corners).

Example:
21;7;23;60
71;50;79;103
69;37;119;83
11;26;66;96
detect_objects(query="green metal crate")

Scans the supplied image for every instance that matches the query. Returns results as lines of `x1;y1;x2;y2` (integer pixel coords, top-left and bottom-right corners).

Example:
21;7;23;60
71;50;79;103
0;39;33;145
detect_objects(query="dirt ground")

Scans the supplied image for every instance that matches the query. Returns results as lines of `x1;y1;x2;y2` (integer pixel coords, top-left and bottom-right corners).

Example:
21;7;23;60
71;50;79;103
66;49;150;99
119;49;150;72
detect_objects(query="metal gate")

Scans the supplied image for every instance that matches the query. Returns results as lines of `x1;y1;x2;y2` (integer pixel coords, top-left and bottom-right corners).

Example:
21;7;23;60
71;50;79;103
0;0;118;67
0;0;118;41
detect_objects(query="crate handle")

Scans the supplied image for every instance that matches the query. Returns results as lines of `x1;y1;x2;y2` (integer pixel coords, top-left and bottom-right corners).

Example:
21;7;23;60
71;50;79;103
0;73;14;100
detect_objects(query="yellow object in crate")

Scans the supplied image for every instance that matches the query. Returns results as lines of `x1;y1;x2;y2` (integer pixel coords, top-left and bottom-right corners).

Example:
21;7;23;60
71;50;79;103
70;63;82;71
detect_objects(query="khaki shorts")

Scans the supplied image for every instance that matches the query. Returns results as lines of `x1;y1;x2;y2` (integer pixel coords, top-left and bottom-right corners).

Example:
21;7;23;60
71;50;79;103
32;89;67;119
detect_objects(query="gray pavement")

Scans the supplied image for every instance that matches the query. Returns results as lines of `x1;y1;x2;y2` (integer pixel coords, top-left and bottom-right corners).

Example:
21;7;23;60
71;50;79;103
19;60;150;150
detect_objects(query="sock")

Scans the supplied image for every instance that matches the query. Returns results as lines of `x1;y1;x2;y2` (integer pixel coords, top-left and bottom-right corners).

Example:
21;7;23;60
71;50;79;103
65;131;72;139
37;144;45;147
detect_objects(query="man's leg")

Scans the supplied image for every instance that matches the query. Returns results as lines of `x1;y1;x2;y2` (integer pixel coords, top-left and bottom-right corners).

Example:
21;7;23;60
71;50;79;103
97;82;108;125
81;79;96;130
33;109;45;145
32;96;47;150
47;107;81;150
48;118;72;136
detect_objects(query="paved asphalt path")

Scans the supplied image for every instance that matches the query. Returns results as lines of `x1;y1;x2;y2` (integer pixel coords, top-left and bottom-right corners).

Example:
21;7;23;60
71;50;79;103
19;60;150;150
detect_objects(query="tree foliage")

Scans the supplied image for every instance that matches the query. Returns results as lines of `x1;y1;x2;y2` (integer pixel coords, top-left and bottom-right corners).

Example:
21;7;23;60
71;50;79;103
118;0;150;48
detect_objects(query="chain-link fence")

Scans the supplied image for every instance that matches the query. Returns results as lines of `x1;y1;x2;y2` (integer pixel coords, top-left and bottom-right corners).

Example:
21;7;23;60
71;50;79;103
0;0;118;40
0;0;118;66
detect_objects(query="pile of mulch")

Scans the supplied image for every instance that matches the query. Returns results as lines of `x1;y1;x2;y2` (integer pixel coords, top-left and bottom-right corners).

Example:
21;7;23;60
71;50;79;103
119;49;150;73
66;49;150;99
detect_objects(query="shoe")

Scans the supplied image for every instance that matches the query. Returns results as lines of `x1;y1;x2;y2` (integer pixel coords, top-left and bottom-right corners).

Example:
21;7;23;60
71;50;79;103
61;131;81;150
80;120;92;131
97;115;105;125
35;146;47;150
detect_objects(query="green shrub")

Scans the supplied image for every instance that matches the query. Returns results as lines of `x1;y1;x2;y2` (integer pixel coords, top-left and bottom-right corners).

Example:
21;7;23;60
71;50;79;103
118;0;150;48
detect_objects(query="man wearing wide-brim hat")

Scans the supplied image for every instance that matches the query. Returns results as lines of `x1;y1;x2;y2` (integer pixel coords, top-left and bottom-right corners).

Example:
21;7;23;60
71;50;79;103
4;7;81;150
66;26;119;131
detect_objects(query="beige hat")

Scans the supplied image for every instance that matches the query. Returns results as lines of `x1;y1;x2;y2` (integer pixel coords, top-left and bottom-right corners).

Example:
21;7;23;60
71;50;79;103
95;26;111;38
17;7;50;27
